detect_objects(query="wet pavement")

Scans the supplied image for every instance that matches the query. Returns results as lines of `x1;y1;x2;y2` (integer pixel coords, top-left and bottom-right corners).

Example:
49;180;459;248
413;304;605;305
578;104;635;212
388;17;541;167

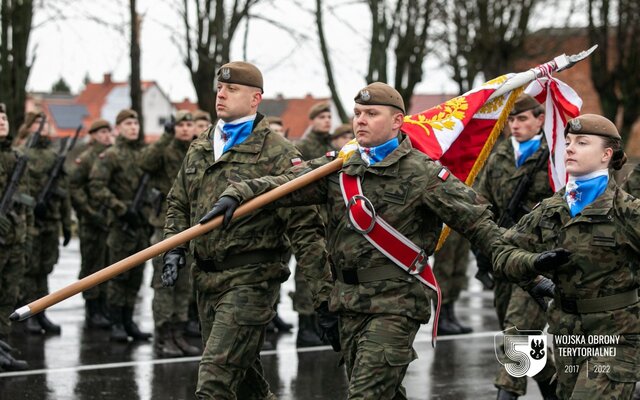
0;239;550;399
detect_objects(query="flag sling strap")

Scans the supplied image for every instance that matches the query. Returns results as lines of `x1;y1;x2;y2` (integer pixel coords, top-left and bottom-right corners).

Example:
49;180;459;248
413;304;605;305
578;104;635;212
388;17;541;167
339;172;442;346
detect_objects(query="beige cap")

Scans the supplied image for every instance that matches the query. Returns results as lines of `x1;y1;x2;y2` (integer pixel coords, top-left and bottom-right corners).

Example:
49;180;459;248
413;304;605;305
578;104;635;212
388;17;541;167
216;61;263;93
354;82;405;113
565;114;620;140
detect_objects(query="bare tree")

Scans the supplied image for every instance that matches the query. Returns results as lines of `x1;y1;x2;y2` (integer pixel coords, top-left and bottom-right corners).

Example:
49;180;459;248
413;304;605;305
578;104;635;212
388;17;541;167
0;0;35;137
587;0;640;139
181;0;260;119
130;0;144;140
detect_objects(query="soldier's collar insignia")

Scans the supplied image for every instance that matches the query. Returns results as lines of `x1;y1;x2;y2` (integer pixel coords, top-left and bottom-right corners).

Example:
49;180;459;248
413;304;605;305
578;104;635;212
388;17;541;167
569;119;582;132
360;90;371;102
221;68;231;80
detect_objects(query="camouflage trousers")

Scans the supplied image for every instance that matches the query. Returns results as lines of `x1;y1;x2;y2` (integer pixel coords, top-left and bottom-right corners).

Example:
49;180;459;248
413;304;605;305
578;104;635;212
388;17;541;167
340;312;420;400
493;277;513;330
433;230;469;305
553;334;639;399
22;228;59;303
289;256;315;315
195;279;279;400
494;286;556;395
107;224;149;308
0;242;25;339
78;221;109;300
150;228;192;328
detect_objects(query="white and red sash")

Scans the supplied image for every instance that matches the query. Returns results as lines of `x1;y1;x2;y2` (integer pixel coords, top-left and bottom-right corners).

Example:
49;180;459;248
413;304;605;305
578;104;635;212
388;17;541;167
339;172;442;345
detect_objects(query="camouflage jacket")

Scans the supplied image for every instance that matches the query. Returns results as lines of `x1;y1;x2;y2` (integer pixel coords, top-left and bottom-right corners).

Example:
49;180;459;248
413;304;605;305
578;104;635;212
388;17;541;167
621;163;640;197
141;135;190;227
69;141;110;222
164;114;332;305
89;136;147;218
475;138;553;225
0;137;30;244
296;130;333;160
222;134;500;323
23;136;72;233
493;178;640;336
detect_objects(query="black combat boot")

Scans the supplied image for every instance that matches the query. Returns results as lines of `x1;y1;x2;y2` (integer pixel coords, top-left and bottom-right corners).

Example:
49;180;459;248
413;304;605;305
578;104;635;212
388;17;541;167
0;346;29;371
437;303;464;335
496;388;519;400
185;303;201;338
26;316;43;334
154;323;183;358
536;378;559;400
296;315;324;347
109;306;129;342
272;313;293;333
172;322;201;356
86;299;111;329
122;306;152;341
447;302;473;334
37;312;61;335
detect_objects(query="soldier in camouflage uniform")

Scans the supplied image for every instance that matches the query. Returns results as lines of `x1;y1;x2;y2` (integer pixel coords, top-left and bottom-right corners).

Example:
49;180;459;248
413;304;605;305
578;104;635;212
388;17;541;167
69;118;113;329
0;103;29;370
622;163;640;197
20;111;72;335
493;114;640;400
474;95;557;399
142;110;200;357
330;123;354;151
89;109;152;342
193;109;212;137
212;82;502;400
163;62;331;399
296;101;333;159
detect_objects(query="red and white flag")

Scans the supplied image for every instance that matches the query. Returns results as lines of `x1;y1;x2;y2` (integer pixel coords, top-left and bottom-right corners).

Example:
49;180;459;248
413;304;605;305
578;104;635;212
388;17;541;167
525;77;582;191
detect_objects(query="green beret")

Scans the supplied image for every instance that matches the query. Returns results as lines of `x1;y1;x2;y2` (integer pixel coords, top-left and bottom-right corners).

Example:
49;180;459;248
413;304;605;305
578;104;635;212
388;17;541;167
265;116;283;126
354;82;405;113
193;109;211;122
331;123;353;138
308;102;331;120
565;114;620;140
217;61;263;93
88;118;111;133
116;109;138;125
0;103;6;114
175;110;193;124
510;94;543;116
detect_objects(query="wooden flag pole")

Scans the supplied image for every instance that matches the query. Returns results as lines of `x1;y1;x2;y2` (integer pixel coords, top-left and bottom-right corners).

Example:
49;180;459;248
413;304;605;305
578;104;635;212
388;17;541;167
11;158;344;321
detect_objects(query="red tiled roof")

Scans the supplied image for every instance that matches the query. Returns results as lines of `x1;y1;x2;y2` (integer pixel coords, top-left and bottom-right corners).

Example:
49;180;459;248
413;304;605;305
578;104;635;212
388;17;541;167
173;98;199;112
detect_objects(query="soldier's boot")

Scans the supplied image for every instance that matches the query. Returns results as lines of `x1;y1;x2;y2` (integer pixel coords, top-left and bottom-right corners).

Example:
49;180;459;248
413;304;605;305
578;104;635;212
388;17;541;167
447;302;473;334
172;322;201;356
496;388;519;400
536;378;558;400
86;299;111;329
296;315;324;347
36;312;61;335
266;320;278;333
272;313;293;333
154;324;183;358
185;302;201;338
0;347;29;371
122;306;152;341
437;303;464;335
99;295;112;324
26;317;43;335
109;306;129;342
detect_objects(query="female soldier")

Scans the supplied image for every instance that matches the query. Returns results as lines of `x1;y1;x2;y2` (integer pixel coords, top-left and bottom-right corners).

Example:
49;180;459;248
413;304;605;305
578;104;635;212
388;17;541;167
493;114;640;399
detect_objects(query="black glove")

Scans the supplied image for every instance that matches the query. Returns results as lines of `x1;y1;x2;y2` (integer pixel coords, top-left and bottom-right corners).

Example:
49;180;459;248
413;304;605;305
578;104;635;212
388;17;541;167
199;196;239;228
120;208;140;228
0;214;11;237
474;251;494;290
34;202;47;219
162;248;186;287
527;277;556;311
62;226;72;247
316;302;341;352
533;248;571;272
164;118;175;136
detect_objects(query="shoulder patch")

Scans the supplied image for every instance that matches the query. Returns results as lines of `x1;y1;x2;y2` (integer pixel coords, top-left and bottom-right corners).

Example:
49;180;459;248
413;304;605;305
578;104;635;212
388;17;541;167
325;151;337;158
437;168;450;181
291;157;302;166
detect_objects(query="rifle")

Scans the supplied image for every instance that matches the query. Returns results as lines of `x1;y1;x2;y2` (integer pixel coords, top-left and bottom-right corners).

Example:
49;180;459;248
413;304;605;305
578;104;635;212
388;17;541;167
36;124;82;208
496;147;550;229
0;116;46;244
122;173;150;231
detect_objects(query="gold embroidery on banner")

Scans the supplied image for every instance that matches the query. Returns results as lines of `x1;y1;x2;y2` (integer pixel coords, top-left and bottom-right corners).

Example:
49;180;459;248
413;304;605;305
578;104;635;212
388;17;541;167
403;96;468;134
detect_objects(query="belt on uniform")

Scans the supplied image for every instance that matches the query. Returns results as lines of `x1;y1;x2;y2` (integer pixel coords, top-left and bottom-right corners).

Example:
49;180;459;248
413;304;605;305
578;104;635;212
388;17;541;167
334;265;408;285
196;249;283;273
558;290;639;314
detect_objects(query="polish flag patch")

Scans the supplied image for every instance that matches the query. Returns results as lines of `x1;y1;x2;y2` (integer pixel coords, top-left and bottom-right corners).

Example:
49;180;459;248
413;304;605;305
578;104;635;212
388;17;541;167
437;168;450;181
291;157;302;166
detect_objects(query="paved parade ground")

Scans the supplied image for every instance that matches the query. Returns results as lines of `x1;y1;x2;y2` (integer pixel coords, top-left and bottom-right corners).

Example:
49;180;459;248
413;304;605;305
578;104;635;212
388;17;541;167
0;239;549;400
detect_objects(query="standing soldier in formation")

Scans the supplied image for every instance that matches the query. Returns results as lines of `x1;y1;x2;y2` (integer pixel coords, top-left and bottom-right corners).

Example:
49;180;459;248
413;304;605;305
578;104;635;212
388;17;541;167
329;123;354;151
0;103;30;370
20;111;72;335
493;114;640;400
208;82;502;399
266;116;286;137
142;110;200;357
474;94;557;399
622;162;640;197
296;101;333;159
193;109;212;136
69;119;114;329
89;109;152;342
163;61;331;399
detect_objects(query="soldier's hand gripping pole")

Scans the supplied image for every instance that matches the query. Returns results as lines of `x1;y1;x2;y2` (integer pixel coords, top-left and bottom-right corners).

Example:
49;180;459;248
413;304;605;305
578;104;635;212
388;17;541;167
10;158;345;321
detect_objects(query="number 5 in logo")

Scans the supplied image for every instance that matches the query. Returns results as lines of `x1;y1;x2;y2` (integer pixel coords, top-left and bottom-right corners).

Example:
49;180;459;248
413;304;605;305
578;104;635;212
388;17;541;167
494;327;548;378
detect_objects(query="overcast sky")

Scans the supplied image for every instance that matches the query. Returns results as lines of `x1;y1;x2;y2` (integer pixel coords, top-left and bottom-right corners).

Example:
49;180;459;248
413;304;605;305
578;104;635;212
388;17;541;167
27;0;577;107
